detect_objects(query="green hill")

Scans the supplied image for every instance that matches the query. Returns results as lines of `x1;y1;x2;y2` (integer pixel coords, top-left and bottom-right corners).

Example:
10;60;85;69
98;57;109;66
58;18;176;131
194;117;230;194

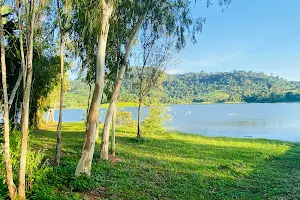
65;70;300;107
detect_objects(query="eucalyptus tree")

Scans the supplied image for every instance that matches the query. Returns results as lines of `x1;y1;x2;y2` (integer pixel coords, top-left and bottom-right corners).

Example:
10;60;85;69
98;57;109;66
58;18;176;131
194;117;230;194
75;0;232;175
133;28;175;139
74;0;114;176
100;0;207;160
100;1;145;160
55;0;72;166
0;3;17;199
15;0;52;197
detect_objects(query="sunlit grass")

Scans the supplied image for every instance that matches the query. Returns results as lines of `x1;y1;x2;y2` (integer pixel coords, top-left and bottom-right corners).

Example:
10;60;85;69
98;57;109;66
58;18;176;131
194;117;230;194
25;122;300;199
64;101;138;109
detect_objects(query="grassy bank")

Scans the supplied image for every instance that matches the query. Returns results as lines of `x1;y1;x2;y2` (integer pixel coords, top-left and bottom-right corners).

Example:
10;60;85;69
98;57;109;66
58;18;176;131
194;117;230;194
2;122;300;199
64;101;138;109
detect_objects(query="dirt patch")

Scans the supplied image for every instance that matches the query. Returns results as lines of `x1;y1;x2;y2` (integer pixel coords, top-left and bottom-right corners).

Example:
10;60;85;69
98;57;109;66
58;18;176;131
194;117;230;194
79;187;110;200
109;155;123;164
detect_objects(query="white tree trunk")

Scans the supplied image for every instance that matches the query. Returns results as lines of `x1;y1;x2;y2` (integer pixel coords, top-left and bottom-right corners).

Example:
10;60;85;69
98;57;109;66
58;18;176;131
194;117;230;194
16;0;26;89
0;8;17;200
110;106;116;157
100;16;144;160
75;1;113;176
8;70;22;109
55;2;64;166
18;0;36;198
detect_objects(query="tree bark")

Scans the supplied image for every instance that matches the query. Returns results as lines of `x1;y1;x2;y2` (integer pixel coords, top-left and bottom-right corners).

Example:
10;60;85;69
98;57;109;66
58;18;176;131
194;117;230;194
75;0;113;176
8;70;22;109
16;0;26;88
0;8;17;200
137;73;144;139
18;0;36;198
55;0;64;166
110;106;116;157
86;83;92;122
100;16;144;160
137;97;142;139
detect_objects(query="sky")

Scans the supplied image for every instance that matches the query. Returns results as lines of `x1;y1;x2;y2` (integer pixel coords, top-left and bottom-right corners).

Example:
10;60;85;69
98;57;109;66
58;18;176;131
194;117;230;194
167;0;300;81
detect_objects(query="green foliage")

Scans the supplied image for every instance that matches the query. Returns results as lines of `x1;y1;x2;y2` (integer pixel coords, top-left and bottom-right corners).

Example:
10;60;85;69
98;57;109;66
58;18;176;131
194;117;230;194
0;14;63;127
0;131;45;198
27;163;81;199
64;70;300;107
143;104;172;135
116;109;135;127
162;71;300;103
119;70;300;104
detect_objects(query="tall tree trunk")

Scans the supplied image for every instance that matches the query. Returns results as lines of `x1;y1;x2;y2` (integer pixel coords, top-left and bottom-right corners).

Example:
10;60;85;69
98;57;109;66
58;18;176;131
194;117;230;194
137;75;143;139
18;0;36;198
137;97;142;139
75;1;113;176
110;106;116;157
16;0;26;88
100;16;144;160
55;1;64;166
0;8;17;200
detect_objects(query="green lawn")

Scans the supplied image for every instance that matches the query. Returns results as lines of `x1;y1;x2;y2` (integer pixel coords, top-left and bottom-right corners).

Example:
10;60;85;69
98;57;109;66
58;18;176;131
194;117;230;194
2;122;300;199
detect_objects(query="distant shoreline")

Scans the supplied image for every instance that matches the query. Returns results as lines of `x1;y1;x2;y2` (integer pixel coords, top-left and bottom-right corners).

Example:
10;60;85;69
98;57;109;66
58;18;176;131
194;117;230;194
60;101;300;110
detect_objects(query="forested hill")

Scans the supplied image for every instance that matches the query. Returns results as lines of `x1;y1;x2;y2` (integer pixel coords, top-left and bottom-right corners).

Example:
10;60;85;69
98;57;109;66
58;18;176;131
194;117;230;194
161;71;300;103
66;71;300;107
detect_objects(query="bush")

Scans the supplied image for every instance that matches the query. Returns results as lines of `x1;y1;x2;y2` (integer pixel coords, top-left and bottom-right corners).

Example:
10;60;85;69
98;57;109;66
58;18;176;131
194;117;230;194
116;109;135;127
142;104;172;135
0;131;45;197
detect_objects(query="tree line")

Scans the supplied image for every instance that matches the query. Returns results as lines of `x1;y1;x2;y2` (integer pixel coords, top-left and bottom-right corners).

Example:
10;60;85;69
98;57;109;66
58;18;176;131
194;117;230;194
67;70;300;106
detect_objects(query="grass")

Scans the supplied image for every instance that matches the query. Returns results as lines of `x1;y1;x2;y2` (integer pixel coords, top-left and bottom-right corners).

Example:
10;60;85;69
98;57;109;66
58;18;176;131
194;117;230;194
102;102;138;108
64;101;138;109
2;122;300;199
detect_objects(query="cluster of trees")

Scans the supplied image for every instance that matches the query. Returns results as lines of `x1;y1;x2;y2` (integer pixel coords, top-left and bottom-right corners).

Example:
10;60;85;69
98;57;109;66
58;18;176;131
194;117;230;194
1;0;233;199
119;70;300;103
66;70;300;107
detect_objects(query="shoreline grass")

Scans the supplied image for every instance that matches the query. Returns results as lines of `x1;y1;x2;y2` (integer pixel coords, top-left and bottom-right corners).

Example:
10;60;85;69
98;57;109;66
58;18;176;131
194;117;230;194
2;122;300;199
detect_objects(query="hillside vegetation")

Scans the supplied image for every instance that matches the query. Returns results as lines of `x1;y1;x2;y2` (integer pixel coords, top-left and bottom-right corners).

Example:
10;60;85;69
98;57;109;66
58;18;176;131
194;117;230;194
66;70;300;107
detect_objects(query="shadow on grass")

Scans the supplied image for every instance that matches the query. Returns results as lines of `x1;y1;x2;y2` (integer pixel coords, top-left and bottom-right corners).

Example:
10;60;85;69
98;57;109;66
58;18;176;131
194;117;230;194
30;125;300;199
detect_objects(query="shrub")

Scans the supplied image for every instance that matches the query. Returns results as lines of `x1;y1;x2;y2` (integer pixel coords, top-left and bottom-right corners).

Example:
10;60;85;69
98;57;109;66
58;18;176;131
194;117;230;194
116;109;135;127
142;104;172;135
0;131;45;196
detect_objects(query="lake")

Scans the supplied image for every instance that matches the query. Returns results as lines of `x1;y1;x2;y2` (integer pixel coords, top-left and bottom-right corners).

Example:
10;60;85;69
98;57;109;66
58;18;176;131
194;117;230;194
45;103;300;142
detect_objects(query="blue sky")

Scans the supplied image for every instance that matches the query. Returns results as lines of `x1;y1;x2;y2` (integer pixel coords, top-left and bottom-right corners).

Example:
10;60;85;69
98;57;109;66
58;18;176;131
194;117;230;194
167;0;300;80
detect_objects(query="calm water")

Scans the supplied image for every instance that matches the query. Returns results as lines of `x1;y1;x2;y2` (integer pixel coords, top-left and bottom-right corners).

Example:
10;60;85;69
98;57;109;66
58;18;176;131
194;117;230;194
45;103;300;142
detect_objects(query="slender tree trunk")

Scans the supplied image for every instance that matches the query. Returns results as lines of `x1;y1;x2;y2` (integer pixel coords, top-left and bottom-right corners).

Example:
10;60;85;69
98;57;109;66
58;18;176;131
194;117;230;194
86;83;92;122
75;1;113;176
16;0;26;88
13;92;19;130
100;16;144;160
110;106;116;157
55;1;64;166
137;97;142;139
8;70;22;109
137;75;143;139
18;0;36;198
0;9;17;200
